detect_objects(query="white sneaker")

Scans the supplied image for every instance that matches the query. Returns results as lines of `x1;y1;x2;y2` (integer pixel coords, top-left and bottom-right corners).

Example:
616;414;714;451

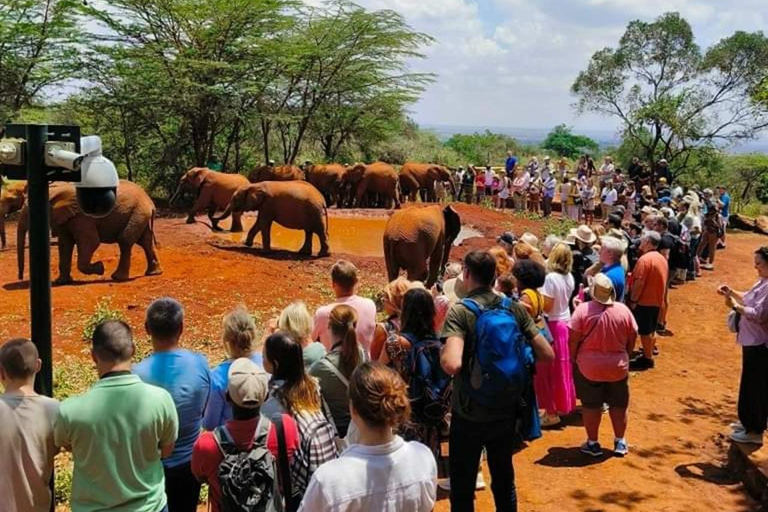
475;471;486;490
730;430;763;445
730;421;745;433
541;413;561;427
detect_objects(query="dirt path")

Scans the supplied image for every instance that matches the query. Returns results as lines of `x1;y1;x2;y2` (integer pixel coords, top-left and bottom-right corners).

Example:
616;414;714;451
0;204;762;511
434;233;761;512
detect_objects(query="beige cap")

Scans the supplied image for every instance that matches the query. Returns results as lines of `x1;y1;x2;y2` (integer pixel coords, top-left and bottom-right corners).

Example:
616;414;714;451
443;273;468;302
590;273;615;305
228;358;268;409
574;224;597;245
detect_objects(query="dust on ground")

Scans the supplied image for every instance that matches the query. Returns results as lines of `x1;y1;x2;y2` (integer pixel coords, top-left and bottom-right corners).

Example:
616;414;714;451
0;202;760;511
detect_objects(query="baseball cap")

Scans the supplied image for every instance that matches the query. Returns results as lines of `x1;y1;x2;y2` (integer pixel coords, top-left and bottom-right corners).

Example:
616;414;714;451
498;231;517;245
228;358;268;409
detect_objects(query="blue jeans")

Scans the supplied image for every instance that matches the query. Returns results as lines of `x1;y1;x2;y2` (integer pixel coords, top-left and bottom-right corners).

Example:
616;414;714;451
449;414;518;512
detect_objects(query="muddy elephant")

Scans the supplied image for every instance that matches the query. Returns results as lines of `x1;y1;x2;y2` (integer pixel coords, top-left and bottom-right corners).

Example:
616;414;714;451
383;205;461;287
247;164;304;183
1;180;26;250
304;163;348;208
400;162;456;203
214;181;330;257
17;181;162;284
344;162;400;209
169;167;249;232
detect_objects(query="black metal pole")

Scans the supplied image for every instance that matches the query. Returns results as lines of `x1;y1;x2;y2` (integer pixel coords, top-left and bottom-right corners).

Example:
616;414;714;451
26;125;53;398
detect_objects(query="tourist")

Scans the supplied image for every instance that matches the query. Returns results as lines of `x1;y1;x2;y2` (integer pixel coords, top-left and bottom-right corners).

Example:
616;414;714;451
542;169;557;217
461;166;475;203
718;246;768;445
528;172;542;215
497;172;511;210
505;150;518;178
599;156;615;187
54;320;178;512
204;306;268;430
560;175;572;219
601;181;618;217
571;225;599;301
483;165;495;198
310;305;367;437
655;159;672;186
497;231;518;258
627;157;641;184
512;239;548;268
527;156;539;175
569;274;637;457
538;243;578;426
623;181;637;221
542;234;562;259
514;259;548;327
581;177;598;225
0;339;59;512
512;166;530;212
628;231;668;370
593;236;627;302
371;277;410;361
637;165;653;190
568;177;582;221
718;186;731;249
312;260;377;353
441;250;554;511
261;332;339;494
277;301;326;368
192;358;301;512
557;158;570;182
134;298;211;512
489;245;513;277
697;198;720;271
475;168;486;204
299;362;437;511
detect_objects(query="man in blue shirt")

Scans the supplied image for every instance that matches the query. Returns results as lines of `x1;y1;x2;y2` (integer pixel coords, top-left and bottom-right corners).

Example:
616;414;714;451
718;185;731;249
134;298;211;512
598;236;626;302
505;150;517;178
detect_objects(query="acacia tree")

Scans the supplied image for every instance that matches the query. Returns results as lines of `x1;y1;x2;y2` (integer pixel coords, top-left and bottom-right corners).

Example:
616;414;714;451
572;12;768;178
542;124;599;158
0;0;80;123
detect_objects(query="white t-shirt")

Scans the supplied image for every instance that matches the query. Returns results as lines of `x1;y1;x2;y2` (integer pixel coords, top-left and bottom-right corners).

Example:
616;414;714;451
540;272;575;321
298;436;437;512
484;169;495;187
601;187;618;206
0;394;60;512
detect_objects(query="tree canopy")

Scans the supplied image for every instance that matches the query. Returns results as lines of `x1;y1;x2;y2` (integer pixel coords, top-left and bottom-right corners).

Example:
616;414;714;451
541;124;598;158
445;131;518;166
572;12;768;178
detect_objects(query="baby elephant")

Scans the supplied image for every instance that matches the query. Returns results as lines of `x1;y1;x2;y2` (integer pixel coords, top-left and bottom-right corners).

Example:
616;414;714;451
214;181;330;257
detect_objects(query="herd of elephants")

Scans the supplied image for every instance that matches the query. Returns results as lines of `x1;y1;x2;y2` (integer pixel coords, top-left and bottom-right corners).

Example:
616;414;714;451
0;161;461;287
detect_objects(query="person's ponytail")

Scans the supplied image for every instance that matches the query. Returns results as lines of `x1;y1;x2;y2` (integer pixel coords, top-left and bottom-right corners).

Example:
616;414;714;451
329;305;361;379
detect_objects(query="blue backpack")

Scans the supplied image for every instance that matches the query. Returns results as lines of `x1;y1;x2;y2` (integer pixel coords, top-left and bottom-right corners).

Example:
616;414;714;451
402;332;452;427
461;297;530;409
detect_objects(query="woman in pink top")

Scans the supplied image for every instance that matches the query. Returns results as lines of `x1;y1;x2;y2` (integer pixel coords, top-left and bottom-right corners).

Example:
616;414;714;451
569;274;637;457
718;246;768;445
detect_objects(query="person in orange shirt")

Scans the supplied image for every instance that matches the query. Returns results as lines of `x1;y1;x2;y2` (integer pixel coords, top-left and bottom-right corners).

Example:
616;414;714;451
627;231;668;370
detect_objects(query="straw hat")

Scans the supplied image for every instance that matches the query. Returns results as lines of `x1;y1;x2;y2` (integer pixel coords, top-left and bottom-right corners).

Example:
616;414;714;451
590;273;615;305
443;273;468;302
520;232;539;248
574;225;597;245
564;228;578;245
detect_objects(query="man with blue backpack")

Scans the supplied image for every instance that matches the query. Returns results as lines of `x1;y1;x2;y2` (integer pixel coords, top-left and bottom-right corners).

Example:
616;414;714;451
441;250;554;512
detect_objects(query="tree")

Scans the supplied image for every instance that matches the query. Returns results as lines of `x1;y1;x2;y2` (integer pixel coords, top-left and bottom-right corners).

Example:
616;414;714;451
0;0;81;123
541;124;598;158
572;12;768;179
445;131;518;166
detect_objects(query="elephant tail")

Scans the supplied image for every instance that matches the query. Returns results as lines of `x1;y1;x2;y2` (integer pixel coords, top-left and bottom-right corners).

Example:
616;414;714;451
324;205;329;237
211;204;232;224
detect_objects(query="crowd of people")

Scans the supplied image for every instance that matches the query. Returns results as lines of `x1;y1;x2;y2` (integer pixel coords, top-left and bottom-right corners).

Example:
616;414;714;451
1;152;766;512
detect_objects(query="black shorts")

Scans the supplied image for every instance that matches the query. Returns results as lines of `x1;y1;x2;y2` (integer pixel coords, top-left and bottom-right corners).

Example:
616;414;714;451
575;366;629;409
633;305;660;336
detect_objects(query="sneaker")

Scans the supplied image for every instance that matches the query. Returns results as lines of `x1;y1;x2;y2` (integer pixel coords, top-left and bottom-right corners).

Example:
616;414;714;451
602;403;610;414
630;356;655;370
614;438;629;457
730;430;763;445
475;471;486;490
580;441;604;457
730;421;745;433
541;413;561;427
437;478;451;492
701;263;714;270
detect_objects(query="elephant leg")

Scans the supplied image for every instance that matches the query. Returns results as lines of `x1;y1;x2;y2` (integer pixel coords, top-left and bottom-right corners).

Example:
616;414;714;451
54;233;76;285
0;217;5;250
139;228;162;276
316;223;330;258
208;205;223;232
426;238;445;287
261;218;273;252
244;216;262;247
406;259;428;284
187;187;213;224
230;212;244;233
111;242;133;281
75;232;104;277
384;239;400;281
299;229;313;255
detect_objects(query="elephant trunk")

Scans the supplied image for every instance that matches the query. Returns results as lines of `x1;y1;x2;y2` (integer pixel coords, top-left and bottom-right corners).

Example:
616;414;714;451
16;205;28;280
168;182;184;205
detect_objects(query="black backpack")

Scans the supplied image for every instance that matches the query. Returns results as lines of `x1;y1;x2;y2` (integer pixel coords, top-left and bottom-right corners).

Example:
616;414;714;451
403;332;452;427
214;415;289;512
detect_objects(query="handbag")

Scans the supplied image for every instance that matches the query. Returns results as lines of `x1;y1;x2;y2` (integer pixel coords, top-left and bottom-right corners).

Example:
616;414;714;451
727;310;741;333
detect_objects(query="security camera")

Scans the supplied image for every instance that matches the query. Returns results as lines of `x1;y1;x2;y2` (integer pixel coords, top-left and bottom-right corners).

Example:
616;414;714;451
45;143;84;171
76;136;119;217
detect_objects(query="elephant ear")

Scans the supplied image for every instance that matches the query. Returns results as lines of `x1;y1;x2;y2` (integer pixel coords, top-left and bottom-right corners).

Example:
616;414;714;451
443;205;462;243
246;187;266;210
50;185;79;226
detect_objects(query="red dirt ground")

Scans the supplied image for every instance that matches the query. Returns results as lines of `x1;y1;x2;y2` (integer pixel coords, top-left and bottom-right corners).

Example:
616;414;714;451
0;203;762;511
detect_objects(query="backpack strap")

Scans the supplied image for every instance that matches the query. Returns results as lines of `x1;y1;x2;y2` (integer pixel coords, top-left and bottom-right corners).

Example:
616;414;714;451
460;298;483;317
213;425;237;456
317;357;349;388
270;414;293;508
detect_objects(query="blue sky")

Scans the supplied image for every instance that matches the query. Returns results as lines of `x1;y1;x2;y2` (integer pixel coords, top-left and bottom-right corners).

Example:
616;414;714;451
334;0;767;133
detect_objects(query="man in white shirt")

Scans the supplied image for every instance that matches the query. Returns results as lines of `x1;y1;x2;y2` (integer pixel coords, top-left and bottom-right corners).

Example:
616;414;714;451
483;166;495;197
599;157;615;186
601;181;618;216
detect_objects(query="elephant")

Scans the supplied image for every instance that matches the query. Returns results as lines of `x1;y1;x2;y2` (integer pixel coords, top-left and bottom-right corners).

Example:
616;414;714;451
304;163;348;208
169;167;249;232
343;162;400;209
17;181;162;284
400;162;456;203
213;181;330;257
247;164;304;183
383;204;461;287
1;180;26;250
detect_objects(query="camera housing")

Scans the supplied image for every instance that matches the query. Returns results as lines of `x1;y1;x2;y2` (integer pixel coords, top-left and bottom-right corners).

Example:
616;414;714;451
75;136;119;217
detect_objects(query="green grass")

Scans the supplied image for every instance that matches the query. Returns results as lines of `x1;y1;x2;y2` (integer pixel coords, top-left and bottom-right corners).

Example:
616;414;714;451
81;298;126;343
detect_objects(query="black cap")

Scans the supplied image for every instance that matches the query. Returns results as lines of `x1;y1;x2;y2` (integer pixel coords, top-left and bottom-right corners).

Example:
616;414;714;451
498;231;517;245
